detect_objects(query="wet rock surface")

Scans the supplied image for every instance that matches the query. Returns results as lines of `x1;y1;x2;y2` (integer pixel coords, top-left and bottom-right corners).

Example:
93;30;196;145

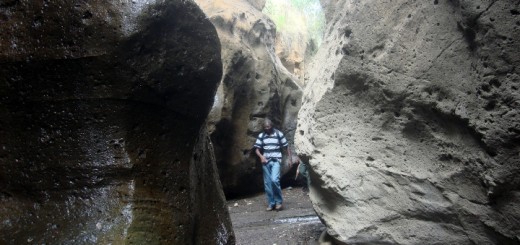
296;0;520;244
0;1;233;244
227;187;324;245
195;0;303;197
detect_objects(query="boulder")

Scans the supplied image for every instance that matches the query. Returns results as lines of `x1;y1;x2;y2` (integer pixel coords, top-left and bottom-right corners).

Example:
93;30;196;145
0;0;233;244
196;0;303;197
296;0;520;244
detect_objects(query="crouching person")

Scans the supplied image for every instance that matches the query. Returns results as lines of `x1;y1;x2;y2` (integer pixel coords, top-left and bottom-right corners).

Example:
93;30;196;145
293;155;311;193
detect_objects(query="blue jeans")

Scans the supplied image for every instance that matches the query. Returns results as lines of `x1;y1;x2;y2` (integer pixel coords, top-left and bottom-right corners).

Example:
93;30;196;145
262;158;283;207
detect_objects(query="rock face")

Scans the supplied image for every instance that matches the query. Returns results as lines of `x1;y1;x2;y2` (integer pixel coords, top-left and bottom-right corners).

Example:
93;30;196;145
195;0;303;197
296;0;520;244
275;27;308;83
0;1;233;244
247;0;266;10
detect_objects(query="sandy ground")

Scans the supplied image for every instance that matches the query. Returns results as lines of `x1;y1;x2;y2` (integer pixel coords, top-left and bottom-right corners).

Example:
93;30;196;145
227;187;326;245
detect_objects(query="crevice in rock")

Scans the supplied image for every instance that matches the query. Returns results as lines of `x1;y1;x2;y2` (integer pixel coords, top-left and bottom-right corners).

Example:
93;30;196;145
419;38;463;79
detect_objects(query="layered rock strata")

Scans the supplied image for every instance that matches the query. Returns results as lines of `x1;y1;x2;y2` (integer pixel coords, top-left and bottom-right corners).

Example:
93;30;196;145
0;1;233;244
297;0;520;244
196;0;303;197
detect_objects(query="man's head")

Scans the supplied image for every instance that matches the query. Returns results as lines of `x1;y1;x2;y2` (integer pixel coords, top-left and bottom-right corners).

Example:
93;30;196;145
263;118;273;134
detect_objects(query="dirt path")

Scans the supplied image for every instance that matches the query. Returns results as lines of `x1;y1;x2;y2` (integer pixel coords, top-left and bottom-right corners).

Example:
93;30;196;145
227;187;325;245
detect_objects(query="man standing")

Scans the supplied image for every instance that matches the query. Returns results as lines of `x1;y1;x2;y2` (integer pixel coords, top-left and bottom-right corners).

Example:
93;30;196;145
254;118;292;211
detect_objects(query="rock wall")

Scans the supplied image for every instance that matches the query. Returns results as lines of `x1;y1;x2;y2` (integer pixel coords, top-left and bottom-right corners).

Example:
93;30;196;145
296;0;520;244
275;26;308;83
195;0;303;197
0;1;233;244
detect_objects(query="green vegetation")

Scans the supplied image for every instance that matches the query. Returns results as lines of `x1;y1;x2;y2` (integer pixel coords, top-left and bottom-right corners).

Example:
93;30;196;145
263;0;325;50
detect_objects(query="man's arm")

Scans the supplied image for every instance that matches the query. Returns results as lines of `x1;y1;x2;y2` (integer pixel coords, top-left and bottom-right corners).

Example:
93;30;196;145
286;146;293;167
255;148;267;163
253;133;267;164
278;130;293;167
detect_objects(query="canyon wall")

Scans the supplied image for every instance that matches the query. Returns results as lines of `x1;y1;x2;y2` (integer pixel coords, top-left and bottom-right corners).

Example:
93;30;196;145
196;0;303;197
0;1;233;244
297;0;520;244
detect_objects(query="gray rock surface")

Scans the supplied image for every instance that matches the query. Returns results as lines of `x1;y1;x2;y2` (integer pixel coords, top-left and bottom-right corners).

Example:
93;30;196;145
247;0;266;11
296;0;520;244
196;0;303;197
0;1;233;244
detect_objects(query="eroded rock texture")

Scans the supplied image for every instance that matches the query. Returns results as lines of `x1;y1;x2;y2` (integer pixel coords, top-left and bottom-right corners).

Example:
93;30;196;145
296;0;520;244
275;25;308;83
0;1;233;244
195;0;302;197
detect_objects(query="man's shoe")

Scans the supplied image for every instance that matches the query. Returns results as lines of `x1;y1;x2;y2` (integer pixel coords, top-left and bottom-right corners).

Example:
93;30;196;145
266;206;274;211
275;204;283;210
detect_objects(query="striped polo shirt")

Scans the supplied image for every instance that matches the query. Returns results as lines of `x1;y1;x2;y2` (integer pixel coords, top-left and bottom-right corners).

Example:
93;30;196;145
254;129;288;159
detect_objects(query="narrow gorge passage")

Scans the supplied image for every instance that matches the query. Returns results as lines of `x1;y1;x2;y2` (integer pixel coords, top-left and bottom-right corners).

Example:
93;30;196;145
1;0;519;244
